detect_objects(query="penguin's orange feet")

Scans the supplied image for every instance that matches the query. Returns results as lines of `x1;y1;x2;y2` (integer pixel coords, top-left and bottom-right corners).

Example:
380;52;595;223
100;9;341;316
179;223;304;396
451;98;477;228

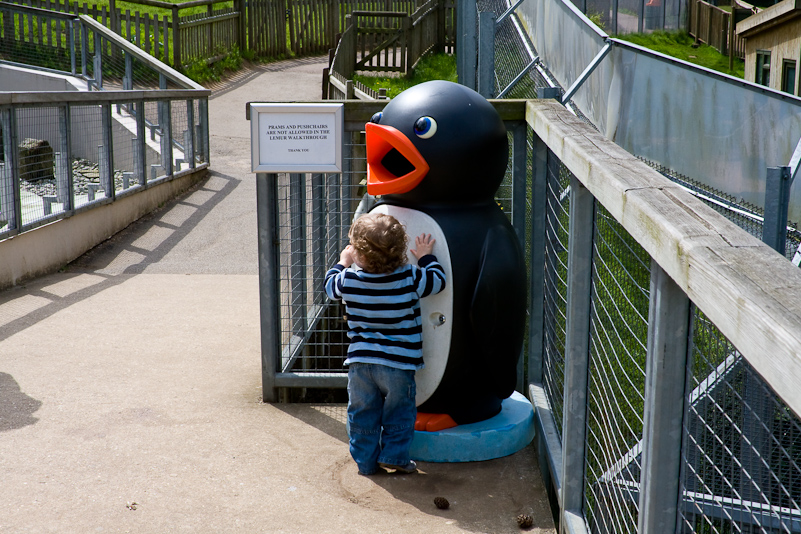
415;413;458;432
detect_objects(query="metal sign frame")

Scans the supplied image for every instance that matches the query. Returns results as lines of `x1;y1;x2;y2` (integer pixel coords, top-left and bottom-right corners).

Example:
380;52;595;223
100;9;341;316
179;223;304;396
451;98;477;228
250;103;343;173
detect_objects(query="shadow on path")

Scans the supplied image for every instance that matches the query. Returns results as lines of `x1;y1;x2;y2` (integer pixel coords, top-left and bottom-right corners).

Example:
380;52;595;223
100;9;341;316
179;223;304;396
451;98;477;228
0;372;42;431
0;170;240;344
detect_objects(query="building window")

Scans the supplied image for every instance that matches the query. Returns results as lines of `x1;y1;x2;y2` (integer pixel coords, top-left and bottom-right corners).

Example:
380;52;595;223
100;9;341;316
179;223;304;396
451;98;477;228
756;50;771;87
782;60;796;95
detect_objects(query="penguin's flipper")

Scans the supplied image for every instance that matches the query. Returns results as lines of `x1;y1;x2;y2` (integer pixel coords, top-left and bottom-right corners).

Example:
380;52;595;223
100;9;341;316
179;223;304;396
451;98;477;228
469;225;527;398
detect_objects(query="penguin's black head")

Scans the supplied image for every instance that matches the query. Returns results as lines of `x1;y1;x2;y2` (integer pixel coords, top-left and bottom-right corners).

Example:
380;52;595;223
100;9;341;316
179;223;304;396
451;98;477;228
365;80;508;205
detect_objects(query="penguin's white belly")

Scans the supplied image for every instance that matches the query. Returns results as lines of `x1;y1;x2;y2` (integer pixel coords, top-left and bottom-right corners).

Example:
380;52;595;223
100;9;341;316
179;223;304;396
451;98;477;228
371;204;453;406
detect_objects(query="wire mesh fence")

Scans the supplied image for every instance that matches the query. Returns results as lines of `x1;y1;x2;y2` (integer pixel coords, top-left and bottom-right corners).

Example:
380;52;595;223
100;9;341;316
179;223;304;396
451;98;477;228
584;203;651;534
682;312;801;534
267;121;522;395
536;136;801;534
0;3;209;242
0;3;79;76
541;150;570;437
273;151;366;379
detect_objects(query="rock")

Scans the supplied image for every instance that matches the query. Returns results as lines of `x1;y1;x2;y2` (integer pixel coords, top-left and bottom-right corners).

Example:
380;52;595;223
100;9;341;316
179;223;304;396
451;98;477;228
19;138;54;181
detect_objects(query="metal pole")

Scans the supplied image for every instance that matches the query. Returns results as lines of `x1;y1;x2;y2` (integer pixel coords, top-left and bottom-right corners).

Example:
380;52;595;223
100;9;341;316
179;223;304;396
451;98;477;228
637;261;690;534
199;99;209;163
458;0;477;91
762;165;792;255
1;107;21;232
124;51;133;91
477;11;495;99
94;31;103;89
59;104;73;212
159;99;173;177
100;103;114;200
135;100;147;186
257;172;281;403
509;121;527;392
561;43;612;105
186;99;196;169
81;21;88;78
69;19;76;76
560;175;595;527
639;0;645;33
612;0;619;34
528;132;548;386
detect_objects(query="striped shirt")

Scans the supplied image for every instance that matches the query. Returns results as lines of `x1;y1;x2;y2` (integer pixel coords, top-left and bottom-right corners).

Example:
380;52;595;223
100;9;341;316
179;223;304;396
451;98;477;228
324;255;446;370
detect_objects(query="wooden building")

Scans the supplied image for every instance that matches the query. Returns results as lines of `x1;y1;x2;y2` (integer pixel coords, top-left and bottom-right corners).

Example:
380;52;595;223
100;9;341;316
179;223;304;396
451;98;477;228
737;0;801;94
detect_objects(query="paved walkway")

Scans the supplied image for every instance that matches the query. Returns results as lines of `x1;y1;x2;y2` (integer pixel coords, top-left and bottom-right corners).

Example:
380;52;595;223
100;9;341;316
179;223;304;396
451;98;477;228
0;57;555;533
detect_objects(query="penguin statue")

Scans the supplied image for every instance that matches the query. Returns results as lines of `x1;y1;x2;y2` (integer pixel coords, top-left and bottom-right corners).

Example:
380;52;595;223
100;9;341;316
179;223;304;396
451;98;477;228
364;80;527;428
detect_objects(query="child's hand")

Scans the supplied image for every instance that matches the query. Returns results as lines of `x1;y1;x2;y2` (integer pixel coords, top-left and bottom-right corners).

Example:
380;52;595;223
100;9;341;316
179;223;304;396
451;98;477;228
340;245;356;267
410;233;436;259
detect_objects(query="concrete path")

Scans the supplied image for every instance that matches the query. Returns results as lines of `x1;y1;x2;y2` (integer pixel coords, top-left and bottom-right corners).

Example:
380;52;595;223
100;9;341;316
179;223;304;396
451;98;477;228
0;57;556;533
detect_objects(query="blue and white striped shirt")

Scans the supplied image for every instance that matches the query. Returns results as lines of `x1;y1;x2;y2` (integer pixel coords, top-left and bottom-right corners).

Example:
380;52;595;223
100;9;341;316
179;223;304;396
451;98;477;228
324;255;446;370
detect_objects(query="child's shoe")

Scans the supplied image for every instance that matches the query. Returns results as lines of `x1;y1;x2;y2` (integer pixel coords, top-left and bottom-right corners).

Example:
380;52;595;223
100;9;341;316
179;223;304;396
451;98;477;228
379;460;417;474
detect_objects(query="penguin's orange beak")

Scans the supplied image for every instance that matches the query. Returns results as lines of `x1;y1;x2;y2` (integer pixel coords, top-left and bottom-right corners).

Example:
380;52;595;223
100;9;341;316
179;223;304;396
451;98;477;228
365;123;429;196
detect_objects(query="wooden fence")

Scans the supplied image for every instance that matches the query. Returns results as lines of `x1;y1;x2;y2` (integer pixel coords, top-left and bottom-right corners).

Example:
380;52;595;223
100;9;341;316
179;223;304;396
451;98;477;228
325;0;453;99
2;0;451;72
688;0;748;60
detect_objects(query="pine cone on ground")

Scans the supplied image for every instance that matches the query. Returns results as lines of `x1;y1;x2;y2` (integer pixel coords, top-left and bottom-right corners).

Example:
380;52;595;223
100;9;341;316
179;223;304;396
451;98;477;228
433;496;450;509
516;513;534;529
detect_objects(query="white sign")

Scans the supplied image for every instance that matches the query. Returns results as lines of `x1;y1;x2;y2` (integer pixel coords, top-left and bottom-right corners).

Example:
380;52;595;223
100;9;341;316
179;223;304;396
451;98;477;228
250;103;343;173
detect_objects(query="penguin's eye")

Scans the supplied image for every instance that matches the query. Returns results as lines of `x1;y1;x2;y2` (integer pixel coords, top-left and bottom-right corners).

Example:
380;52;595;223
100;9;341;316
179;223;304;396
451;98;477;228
414;116;437;139
370;112;383;124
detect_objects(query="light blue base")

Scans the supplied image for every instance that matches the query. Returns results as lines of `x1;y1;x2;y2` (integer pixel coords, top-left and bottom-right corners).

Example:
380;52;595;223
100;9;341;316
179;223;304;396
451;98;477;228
410;391;536;463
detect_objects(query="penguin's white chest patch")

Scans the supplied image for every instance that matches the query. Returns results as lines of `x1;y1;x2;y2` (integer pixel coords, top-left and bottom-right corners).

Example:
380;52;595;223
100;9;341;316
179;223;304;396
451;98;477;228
371;205;453;406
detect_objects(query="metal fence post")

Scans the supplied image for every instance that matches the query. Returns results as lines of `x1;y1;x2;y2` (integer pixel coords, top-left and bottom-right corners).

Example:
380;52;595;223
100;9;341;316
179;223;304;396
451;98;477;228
528;133;548;386
100;103;114;200
199;99;209;163
762;165;792;255
257;172;281;403
81;21;88;79
457;0;477;91
69;18;76;76
135;100;147;186
159;99;173;177
477;11;495;99
123;51;133;91
186;99;196;169
509;121;527;391
638;261;690;534
94;31;103;89
58;104;74;211
0;107;21;232
560;175;595;528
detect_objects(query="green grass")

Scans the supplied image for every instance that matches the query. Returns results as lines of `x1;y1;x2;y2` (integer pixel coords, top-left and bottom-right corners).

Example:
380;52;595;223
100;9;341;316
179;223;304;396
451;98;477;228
353;52;457;98
183;44;244;84
616;30;744;78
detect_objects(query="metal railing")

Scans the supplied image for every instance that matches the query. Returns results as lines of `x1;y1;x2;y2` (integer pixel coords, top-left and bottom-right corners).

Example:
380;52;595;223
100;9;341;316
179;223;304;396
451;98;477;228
255;99;801;534
0;3;209;242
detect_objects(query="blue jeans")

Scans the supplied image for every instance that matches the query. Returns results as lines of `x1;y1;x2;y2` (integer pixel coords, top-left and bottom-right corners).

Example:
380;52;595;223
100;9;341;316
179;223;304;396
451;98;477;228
347;363;417;475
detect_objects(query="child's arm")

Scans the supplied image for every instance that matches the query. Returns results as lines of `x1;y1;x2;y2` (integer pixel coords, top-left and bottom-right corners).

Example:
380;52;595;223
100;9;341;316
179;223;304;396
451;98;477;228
324;245;356;300
410;233;446;297
339;245;356;268
410;233;436;260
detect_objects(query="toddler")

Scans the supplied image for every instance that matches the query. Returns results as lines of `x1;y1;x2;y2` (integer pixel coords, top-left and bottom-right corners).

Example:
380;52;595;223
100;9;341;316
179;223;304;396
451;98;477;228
324;212;446;475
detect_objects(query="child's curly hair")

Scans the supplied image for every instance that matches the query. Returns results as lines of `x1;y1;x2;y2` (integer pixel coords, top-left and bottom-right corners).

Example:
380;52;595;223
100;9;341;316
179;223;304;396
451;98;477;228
349;213;408;274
